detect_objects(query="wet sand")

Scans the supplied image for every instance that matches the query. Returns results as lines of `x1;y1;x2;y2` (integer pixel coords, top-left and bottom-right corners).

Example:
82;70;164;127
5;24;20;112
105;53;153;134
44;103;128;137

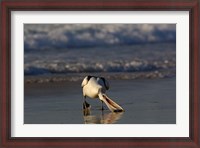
24;77;176;124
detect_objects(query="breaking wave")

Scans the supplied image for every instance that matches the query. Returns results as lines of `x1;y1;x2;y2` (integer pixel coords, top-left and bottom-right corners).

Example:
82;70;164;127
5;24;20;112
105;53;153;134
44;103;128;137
24;24;176;50
24;42;176;83
24;59;175;75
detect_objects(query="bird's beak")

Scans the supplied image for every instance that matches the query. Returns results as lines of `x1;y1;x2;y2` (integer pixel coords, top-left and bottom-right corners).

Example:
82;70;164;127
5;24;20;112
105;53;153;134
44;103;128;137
99;93;124;112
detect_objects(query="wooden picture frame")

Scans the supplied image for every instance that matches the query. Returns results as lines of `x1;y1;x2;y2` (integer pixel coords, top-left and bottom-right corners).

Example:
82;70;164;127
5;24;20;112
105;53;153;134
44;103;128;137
1;0;199;147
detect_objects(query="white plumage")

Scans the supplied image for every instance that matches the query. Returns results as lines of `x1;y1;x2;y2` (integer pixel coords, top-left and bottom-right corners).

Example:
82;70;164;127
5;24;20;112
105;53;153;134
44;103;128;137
81;76;124;112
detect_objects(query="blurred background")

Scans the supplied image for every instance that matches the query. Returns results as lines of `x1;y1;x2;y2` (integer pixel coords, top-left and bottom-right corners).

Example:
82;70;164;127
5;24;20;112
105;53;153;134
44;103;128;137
24;24;176;83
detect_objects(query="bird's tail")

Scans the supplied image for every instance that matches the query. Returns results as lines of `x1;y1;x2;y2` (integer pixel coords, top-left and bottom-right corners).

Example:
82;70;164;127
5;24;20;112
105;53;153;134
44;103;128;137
98;93;124;112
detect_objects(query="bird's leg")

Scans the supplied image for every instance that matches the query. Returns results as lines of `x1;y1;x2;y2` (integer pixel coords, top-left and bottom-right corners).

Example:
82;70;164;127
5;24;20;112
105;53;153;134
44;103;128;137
84;96;86;102
101;108;104;120
101;100;104;110
83;96;90;109
83;96;91;116
83;96;86;109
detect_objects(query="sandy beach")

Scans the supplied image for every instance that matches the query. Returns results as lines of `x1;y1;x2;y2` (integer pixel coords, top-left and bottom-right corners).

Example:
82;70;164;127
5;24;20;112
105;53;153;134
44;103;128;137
24;77;176;124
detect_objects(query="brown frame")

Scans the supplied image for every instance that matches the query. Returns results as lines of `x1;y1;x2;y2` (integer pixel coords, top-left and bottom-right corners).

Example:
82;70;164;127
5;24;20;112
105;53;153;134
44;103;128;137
1;0;199;147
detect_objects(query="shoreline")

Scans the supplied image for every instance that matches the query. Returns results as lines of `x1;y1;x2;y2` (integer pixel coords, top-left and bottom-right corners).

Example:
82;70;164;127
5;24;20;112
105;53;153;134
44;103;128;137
24;70;175;84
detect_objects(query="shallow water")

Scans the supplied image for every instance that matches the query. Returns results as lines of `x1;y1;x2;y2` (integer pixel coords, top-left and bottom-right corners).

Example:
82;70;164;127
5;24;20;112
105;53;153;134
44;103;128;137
24;77;176;124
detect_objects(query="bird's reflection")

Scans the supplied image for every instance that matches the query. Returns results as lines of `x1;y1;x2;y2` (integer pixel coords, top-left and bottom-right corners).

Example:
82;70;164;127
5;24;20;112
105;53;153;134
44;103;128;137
83;108;124;124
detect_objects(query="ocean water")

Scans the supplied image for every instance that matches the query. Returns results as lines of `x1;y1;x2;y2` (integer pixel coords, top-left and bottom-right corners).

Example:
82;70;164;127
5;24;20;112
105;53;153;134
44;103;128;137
24;24;176;124
24;43;175;82
24;43;176;124
24;78;176;124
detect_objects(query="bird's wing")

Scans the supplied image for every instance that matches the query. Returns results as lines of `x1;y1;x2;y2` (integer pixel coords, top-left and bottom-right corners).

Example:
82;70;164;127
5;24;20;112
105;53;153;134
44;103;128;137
81;76;89;87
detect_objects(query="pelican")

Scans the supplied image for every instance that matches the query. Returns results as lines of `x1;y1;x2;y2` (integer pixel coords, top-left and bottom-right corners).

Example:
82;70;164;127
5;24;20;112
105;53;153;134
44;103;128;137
81;76;124;112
